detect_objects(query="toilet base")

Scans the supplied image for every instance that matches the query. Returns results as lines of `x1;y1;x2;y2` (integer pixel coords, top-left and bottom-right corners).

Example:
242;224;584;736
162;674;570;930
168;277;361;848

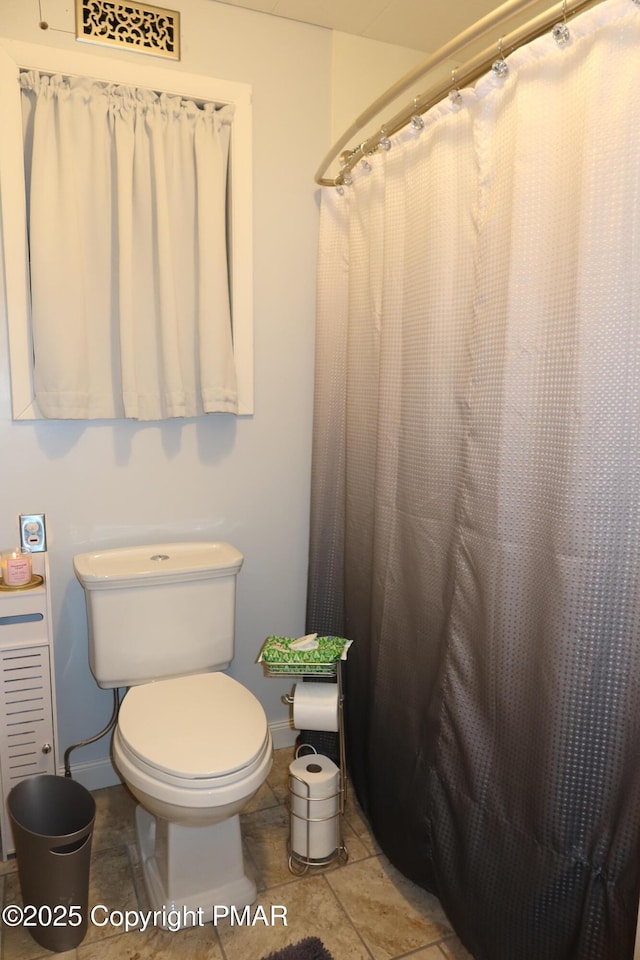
135;805;257;927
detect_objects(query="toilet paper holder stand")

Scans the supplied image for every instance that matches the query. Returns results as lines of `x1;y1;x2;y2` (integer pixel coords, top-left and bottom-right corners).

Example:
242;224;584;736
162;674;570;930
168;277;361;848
282;662;348;875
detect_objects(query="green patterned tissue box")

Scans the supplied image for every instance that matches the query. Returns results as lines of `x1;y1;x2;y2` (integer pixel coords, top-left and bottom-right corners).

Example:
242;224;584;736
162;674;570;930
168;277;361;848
258;634;352;676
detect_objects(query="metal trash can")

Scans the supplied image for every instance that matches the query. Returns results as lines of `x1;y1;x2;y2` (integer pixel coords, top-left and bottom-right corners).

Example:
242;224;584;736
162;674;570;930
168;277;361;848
8;775;96;952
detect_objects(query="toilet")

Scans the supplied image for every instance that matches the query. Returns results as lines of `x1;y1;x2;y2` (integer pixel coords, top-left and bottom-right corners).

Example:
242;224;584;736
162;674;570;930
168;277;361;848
73;541;272;925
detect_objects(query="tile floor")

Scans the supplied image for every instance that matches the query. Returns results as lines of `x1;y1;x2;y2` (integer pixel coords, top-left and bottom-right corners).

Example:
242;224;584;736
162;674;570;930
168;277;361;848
0;749;473;960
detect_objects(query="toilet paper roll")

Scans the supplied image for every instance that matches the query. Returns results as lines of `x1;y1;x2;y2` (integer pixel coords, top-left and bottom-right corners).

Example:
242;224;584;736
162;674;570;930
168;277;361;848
292;682;339;733
289;754;340;861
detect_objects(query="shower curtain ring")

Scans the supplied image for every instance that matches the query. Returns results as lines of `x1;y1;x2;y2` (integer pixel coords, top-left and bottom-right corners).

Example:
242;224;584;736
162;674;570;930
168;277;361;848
492;37;509;78
449;67;463;106
410;96;425;131
553;0;571;44
378;126;392;152
358;141;372;172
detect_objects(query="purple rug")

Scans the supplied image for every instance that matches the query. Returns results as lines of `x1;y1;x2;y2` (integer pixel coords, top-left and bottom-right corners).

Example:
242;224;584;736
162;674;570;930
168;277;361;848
261;937;333;960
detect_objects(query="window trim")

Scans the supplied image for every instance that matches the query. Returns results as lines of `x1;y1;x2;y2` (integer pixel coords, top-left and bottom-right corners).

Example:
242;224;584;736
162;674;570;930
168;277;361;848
0;38;254;418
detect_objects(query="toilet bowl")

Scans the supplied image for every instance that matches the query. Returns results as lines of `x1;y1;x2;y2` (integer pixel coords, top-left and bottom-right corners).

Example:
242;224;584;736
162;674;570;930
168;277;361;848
72;541;273;927
114;672;272;821
112;672;271;920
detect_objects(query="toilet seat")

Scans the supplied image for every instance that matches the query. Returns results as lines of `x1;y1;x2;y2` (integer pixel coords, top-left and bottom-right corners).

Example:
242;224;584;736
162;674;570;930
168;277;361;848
117;672;269;784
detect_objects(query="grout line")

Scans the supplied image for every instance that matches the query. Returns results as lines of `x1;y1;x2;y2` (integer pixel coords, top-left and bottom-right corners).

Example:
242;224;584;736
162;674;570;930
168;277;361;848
242;838;266;897
125;841;147;912
320;872;376;960
86;752;465;960
387;944;448;959
262;849;380;895
215;923;231;960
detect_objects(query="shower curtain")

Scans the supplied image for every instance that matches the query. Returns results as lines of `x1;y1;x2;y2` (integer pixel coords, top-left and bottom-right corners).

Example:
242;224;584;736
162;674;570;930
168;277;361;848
307;2;640;958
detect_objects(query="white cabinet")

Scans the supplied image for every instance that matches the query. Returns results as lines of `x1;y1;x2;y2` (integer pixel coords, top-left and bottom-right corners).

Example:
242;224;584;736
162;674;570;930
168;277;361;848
0;553;58;859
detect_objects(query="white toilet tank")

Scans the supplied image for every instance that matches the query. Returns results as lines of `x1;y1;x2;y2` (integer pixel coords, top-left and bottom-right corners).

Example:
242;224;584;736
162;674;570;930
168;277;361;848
73;541;244;688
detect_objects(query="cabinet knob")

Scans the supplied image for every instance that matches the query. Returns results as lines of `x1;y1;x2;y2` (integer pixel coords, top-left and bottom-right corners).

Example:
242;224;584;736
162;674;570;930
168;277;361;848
41;743;52;755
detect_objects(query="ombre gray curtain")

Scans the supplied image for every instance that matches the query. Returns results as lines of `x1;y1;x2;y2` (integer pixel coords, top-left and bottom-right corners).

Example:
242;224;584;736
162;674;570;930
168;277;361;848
306;2;640;958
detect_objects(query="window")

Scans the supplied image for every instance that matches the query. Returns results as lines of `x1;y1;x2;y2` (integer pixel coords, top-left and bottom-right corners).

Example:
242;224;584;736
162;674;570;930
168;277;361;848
0;39;253;418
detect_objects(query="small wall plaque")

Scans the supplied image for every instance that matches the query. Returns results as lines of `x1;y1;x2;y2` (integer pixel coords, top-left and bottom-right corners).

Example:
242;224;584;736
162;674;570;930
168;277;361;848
75;1;180;61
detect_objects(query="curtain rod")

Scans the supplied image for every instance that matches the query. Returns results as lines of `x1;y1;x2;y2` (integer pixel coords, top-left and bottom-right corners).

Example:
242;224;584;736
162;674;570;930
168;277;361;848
315;0;605;186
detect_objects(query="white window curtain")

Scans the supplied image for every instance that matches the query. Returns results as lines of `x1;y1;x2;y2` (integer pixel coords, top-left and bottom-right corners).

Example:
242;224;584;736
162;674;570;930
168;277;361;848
20;72;237;420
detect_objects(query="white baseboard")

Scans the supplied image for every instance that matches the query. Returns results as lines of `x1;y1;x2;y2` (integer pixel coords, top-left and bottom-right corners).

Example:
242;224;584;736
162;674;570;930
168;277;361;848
57;757;122;791
269;718;298;751
61;718;298;792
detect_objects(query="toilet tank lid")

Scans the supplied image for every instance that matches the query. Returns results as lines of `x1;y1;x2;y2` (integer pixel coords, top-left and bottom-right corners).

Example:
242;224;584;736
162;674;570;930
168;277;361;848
73;541;243;588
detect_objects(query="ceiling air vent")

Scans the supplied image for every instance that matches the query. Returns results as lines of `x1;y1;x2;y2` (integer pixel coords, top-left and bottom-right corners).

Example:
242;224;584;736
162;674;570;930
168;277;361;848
75;0;180;61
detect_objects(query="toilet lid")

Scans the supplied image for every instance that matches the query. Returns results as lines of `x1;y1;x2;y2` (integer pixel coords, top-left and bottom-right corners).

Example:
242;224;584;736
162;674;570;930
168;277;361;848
118;673;268;779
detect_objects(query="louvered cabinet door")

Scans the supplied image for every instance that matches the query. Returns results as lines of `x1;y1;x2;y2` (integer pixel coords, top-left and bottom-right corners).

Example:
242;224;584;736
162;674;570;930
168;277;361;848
0;644;56;857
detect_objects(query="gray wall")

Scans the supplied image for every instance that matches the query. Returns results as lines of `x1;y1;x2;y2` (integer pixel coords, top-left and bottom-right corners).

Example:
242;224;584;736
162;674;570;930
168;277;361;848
0;0;331;787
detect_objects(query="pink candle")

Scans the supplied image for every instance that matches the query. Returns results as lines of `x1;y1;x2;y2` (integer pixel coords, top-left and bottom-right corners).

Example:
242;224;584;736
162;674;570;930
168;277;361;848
1;548;32;586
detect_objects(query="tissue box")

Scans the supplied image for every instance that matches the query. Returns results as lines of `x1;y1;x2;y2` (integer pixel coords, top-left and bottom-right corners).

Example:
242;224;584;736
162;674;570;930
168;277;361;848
258;635;351;676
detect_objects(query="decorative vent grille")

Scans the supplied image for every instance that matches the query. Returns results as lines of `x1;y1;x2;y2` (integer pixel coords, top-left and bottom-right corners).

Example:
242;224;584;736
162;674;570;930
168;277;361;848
75;0;180;60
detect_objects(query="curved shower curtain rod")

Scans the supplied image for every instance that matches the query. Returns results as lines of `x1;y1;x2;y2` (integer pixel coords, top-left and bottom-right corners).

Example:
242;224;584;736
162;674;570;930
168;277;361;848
315;0;605;186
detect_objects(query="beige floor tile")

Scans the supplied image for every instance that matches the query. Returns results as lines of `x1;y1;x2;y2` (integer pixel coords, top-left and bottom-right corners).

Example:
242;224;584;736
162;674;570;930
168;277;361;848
343;786;382;857
266;745;295;805
84;846;139;944
405;949;446;960
0;855;19;877
326;855;453;960
217;874;371;960
337;825;370;867
2;871;78;960
91;785;137;854
0;756;472;960
438;935;475;959
241;803;293;890
77;918;224;960
244;778;279;815
125;841;150;912
242;801;371;893
396;944;472;960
